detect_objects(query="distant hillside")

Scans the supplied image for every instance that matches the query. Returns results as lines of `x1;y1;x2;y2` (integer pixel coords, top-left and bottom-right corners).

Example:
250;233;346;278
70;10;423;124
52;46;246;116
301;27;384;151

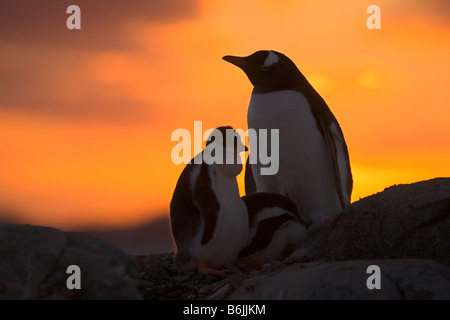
88;217;175;255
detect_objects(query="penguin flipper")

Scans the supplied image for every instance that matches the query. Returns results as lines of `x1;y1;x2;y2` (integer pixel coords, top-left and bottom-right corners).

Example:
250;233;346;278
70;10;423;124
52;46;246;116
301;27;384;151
326;120;353;208
323;124;345;209
244;156;257;195
306;89;352;209
321;117;353;209
238;213;295;258
192;164;220;246
242;192;306;226
170;164;203;270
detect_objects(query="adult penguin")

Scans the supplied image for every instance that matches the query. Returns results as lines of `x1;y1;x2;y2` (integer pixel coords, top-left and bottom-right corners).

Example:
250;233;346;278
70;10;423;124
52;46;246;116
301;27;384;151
223;50;353;225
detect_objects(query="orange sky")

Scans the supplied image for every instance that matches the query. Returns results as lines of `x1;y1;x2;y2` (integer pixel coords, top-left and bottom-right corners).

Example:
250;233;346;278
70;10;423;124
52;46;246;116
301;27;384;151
0;0;449;229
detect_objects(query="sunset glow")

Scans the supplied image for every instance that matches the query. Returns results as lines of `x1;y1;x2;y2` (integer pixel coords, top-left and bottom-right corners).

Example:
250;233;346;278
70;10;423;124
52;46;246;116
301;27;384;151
0;0;449;229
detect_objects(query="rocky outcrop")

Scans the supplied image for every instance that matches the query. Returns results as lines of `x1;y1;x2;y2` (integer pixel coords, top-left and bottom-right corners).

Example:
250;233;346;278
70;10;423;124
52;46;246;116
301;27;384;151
1;178;449;300
293;178;450;265
225;259;450;299
0;225;142;299
137;178;450;300
135;255;450;300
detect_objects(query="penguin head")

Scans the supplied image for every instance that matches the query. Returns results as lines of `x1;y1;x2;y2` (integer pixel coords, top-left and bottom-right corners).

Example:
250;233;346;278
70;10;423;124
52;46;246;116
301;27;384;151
206;126;248;151
205;126;247;177
223;50;306;92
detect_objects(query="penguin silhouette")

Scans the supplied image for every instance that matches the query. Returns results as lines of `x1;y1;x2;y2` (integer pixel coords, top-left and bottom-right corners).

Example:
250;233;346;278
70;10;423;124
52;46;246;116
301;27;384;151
170;126;248;274
223;50;353;226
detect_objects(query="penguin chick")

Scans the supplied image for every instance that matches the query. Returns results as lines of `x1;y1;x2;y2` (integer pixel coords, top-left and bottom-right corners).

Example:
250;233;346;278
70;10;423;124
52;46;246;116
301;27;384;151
237;192;307;267
170;126;249;275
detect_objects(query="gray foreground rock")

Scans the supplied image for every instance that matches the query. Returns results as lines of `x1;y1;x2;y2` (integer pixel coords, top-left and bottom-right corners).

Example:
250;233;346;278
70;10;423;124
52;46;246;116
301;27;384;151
225;259;450;299
294;178;450;265
137;178;450;300
0;224;142;299
1;178;449;299
135;255;450;300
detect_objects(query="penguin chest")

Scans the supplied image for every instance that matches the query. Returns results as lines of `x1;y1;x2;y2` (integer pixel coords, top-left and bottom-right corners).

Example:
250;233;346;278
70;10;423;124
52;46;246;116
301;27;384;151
248;90;326;157
213;173;248;255
194;168;248;267
248;90;335;191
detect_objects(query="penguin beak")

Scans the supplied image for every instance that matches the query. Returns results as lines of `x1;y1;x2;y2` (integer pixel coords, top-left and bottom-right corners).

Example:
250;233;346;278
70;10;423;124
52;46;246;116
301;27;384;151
222;55;246;69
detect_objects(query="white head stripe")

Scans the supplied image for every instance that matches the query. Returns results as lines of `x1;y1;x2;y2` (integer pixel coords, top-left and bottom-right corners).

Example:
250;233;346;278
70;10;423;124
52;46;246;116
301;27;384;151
262;51;279;68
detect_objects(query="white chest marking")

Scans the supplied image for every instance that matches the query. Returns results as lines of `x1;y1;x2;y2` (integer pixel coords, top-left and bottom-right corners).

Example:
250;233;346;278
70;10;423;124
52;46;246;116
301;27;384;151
247;90;342;223
190;165;248;267
248;90;326;171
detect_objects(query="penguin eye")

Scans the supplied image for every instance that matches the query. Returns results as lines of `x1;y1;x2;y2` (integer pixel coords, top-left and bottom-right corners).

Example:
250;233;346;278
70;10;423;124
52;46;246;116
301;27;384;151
261;65;270;71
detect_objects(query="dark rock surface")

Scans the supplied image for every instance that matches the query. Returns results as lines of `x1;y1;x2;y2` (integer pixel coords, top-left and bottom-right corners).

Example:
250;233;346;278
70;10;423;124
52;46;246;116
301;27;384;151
225;259;450;299
135;253;223;300
1;178;449;299
135;255;450;300
136;178;450;300
294;178;450;265
0;224;142;299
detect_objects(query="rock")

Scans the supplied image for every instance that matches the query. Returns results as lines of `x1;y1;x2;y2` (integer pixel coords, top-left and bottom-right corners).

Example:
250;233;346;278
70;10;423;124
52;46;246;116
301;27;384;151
135;178;450;300
224;259;450;300
0;224;142;299
135;254;450;300
2;178;449;300
207;284;230;300
295;178;450;265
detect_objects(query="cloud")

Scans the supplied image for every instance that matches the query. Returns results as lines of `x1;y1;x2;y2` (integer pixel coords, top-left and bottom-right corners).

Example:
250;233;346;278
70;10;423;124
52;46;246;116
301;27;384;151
0;0;199;50
414;0;450;14
0;47;156;124
392;0;450;26
0;68;155;124
418;0;450;23
0;1;196;122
